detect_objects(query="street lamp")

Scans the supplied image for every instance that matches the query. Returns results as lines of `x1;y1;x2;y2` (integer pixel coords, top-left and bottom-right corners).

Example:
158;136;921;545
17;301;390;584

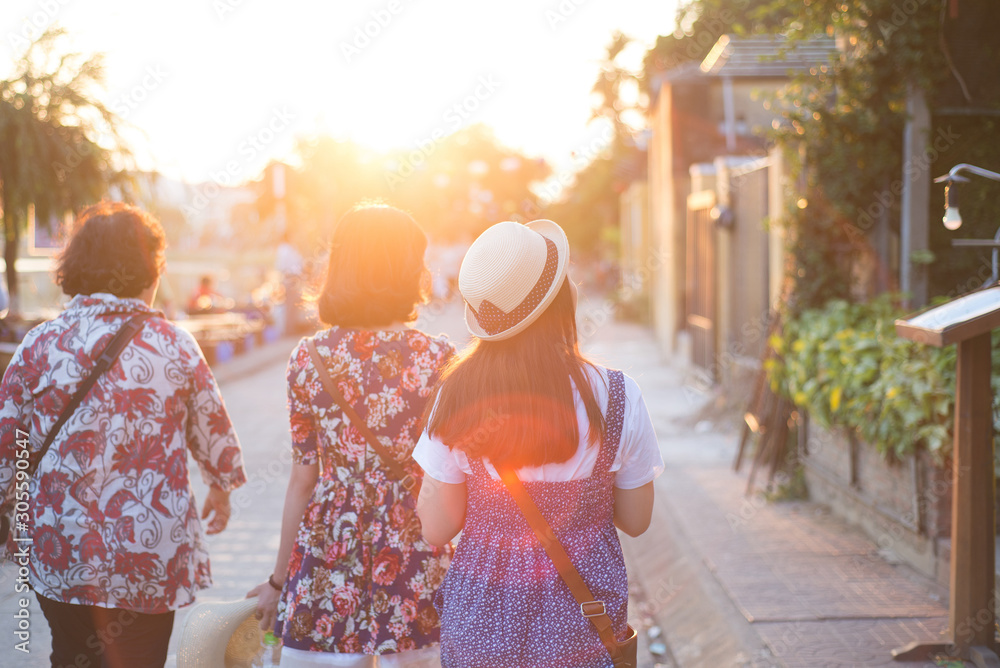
934;163;1000;229
934;163;1000;285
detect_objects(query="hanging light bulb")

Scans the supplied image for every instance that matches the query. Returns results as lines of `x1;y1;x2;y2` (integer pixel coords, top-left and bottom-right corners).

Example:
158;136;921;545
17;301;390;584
943;206;962;231
942;181;962;231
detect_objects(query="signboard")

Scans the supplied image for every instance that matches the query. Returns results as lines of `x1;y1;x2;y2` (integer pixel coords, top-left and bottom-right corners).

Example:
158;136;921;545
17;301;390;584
895;284;1000;347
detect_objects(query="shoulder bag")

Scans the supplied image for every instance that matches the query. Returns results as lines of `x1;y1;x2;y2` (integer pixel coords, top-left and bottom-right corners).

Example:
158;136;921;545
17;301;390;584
305;338;419;493
499;468;639;667
1;312;156;542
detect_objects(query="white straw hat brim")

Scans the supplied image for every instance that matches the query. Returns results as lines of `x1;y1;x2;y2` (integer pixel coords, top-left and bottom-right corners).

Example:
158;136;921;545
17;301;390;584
461;219;570;341
176;597;263;668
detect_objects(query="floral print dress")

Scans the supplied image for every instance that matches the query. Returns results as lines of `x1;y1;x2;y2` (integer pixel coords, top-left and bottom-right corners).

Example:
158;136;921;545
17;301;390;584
277;327;455;655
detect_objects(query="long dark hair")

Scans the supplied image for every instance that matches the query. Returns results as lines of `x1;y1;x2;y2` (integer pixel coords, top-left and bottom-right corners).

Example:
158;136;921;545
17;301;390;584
427;279;605;469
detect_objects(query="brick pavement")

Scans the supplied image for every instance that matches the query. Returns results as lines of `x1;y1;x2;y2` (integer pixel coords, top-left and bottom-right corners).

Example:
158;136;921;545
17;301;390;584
2;297;958;667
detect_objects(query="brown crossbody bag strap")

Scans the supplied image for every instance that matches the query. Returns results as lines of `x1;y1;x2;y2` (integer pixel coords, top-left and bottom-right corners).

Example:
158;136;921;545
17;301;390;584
498;468;635;667
305;339;418;491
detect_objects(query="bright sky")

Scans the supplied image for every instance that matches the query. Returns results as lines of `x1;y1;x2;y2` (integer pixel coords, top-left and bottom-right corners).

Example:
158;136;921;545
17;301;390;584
1;0;676;186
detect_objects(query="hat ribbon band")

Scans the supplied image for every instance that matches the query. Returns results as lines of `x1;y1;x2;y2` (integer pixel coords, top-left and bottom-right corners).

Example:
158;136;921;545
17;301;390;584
468;237;559;336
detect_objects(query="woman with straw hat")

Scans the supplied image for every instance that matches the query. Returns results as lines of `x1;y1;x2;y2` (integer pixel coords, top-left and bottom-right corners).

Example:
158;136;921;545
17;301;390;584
414;219;664;667
248;204;453;667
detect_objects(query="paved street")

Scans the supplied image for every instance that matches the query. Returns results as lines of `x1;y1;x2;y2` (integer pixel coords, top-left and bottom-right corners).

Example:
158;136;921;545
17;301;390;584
2;295;952;667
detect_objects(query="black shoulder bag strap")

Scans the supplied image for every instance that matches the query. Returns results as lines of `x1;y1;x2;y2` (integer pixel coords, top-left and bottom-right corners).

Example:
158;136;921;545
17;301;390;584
29;312;156;478
1;312;156;543
305;338;418;492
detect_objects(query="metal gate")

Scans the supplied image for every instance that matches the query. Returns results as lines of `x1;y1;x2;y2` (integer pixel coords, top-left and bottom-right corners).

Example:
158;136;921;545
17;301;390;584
686;190;717;378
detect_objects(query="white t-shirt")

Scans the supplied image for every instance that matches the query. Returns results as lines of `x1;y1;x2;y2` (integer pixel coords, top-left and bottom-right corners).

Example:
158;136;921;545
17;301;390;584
412;367;663;489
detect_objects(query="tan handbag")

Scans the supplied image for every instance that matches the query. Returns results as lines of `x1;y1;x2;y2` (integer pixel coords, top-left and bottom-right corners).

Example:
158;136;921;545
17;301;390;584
499;468;638;667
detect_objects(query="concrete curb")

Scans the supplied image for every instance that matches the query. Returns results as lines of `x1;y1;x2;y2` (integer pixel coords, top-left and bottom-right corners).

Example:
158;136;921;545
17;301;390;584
209;335;300;387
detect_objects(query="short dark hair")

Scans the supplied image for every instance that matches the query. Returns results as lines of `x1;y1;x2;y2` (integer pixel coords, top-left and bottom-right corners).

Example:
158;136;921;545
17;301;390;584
317;204;428;328
55;201;166;298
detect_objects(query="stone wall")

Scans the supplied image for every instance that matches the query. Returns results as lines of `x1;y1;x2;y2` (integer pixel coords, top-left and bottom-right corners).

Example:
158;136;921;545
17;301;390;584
801;419;951;583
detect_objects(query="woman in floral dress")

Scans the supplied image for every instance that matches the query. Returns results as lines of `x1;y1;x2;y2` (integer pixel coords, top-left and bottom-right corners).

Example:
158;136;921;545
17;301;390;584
250;204;454;667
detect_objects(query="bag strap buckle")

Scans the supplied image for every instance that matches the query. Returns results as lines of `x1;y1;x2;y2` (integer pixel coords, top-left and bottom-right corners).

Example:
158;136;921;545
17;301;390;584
400;474;418;491
580;601;606;618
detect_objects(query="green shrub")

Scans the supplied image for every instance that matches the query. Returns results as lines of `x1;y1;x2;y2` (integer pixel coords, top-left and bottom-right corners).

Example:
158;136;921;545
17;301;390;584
767;295;1000;463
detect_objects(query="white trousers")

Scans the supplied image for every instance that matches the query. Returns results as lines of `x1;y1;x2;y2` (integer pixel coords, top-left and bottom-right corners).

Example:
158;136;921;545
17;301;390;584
279;645;440;667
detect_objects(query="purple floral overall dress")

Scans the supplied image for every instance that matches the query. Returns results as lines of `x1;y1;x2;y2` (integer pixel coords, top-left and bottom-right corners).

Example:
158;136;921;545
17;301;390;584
436;369;629;668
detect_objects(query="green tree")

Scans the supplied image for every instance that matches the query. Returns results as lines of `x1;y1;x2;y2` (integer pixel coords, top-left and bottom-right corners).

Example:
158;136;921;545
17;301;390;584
641;0;786;97
543;32;647;256
543;132;641;254
590;31;641;136
0;28;131;315
762;0;1000;308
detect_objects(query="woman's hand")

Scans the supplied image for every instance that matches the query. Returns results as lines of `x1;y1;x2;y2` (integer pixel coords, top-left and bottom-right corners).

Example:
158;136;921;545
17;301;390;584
201;486;232;535
246;582;281;632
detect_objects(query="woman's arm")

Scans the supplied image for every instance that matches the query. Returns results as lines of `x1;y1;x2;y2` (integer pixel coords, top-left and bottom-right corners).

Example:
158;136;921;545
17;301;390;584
417;475;467;547
183;332;247;493
613;481;654;537
247;461;318;631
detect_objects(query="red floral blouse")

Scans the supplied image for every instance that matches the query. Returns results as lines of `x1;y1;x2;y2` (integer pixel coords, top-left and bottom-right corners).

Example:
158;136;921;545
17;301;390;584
0;294;246;614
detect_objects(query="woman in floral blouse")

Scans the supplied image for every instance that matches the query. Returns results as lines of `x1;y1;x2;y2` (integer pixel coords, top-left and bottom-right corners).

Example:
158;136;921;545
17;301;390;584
249;204;454;667
0;202;247;668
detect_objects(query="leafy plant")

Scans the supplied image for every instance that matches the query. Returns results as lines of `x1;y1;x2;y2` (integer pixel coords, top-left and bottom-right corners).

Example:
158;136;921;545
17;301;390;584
768;295;1000;463
0;27;135;314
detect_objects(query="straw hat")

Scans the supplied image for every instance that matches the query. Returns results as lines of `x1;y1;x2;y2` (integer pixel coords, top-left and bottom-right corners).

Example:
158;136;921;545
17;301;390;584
176;597;266;668
459;219;570;341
